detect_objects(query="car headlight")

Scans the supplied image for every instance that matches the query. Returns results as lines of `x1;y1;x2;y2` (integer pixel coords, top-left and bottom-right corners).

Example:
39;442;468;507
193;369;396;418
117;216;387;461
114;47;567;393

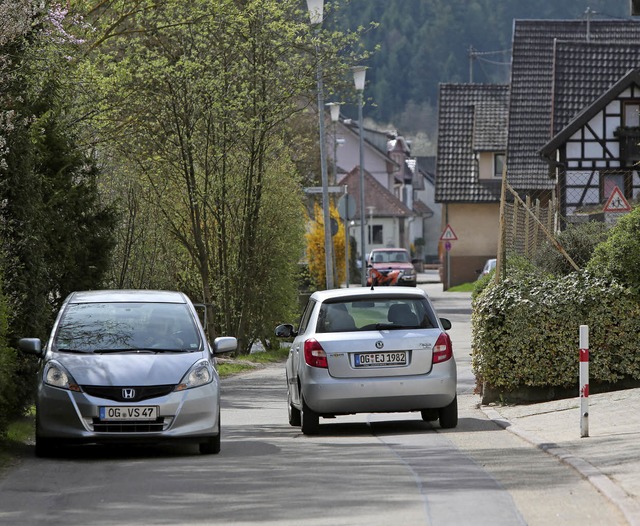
44;361;81;392
175;360;213;391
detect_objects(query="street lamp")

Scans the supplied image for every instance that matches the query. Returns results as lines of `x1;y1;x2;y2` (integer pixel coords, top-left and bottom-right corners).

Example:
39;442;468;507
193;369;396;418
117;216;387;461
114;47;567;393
353;65;367;286
327;102;346;287
306;0;334;290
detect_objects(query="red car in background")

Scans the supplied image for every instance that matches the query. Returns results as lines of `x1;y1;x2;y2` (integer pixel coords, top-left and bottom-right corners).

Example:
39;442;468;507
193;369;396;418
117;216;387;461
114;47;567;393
366;248;417;287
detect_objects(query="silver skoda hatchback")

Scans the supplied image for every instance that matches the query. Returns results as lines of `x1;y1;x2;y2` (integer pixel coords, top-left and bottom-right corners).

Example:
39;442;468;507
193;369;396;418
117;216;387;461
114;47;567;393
19;290;236;456
275;288;457;435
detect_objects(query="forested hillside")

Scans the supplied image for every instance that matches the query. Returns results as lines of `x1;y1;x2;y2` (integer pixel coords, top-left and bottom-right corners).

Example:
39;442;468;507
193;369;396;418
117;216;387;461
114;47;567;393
330;0;631;148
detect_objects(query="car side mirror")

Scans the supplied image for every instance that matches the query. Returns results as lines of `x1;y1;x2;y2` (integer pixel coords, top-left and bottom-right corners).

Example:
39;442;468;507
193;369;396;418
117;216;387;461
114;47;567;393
213;336;237;354
275;324;296;338
18;338;44;357
440;318;452;330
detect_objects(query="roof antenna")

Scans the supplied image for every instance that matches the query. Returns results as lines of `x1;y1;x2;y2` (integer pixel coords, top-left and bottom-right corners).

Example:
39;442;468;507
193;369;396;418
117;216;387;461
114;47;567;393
585;7;593;43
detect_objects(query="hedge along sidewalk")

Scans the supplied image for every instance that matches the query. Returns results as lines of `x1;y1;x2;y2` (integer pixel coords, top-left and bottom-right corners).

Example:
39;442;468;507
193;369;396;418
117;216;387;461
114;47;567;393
472;271;640;403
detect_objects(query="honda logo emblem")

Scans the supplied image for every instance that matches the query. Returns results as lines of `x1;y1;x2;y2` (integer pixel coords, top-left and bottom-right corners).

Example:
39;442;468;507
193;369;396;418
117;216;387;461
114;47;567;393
122;388;136;400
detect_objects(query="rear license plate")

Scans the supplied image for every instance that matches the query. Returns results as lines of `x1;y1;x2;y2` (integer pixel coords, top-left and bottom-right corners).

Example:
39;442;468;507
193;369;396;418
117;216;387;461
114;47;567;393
99;406;158;421
354;351;407;367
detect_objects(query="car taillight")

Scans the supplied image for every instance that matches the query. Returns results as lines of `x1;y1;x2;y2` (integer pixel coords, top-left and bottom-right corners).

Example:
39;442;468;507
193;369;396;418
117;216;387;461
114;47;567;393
433;332;453;363
304;339;328;368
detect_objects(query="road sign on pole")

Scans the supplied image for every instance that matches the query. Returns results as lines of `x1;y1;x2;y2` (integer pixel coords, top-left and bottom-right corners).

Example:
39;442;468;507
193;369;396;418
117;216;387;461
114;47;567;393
603;186;631;213
440;224;458;241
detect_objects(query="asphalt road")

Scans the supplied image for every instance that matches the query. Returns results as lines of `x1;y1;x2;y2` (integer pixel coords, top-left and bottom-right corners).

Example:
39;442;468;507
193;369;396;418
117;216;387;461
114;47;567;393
0;281;627;525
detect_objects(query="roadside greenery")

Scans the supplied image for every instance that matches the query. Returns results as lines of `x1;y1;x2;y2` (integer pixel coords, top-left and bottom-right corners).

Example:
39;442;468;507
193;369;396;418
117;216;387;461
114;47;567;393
472;217;640;400
217;347;289;378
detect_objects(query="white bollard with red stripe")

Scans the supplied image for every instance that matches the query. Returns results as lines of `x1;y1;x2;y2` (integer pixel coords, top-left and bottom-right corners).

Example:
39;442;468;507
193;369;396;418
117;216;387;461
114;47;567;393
580;325;589;438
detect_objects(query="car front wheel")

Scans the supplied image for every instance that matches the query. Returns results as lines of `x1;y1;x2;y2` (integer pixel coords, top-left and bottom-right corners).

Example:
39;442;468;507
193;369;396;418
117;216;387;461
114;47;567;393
438;395;458;429
34;436;58;458
200;410;221;454
301;396;320;435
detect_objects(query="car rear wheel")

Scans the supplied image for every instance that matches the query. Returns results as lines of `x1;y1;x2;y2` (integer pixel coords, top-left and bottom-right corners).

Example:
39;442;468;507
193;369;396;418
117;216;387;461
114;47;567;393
301;396;319;435
288;386;301;427
199;410;221;454
438;395;458;429
420;408;438;422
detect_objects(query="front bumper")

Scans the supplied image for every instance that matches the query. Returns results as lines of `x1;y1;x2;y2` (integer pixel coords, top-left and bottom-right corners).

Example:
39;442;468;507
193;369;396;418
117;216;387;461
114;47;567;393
35;381;220;444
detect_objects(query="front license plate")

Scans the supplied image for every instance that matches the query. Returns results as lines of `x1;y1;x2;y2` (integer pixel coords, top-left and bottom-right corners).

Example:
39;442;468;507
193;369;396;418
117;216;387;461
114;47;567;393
354;351;407;367
99;406;158;421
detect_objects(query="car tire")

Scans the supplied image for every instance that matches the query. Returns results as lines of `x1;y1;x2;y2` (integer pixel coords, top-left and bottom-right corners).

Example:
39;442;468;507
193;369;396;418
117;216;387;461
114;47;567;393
34;436;58;458
438;396;458;429
301;396;320;435
420;408;438;422
288;387;301;427
199;410;221;454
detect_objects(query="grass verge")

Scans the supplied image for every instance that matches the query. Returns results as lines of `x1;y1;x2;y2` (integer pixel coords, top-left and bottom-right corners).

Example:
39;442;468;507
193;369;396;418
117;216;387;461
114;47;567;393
0;412;34;472
217;346;289;378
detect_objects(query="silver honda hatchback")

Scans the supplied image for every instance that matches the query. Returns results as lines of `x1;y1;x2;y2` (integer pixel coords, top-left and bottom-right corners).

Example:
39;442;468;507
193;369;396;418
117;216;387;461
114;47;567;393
275;288;457;435
19;290;236;456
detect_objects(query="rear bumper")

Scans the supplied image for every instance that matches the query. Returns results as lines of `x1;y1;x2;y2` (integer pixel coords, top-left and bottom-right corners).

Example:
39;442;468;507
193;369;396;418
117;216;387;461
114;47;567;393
300;361;457;415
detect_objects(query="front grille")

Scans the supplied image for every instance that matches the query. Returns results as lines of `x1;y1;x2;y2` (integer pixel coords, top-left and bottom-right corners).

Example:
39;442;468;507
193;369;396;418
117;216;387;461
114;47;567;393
82;385;175;402
92;418;166;433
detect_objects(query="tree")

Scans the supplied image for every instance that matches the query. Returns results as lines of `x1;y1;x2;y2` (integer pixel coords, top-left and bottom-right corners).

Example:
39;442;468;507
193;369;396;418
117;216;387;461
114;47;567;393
77;0;367;352
0;1;117;415
306;201;346;289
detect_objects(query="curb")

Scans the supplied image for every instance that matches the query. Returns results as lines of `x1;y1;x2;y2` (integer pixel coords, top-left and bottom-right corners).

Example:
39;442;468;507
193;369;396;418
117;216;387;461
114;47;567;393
481;406;640;526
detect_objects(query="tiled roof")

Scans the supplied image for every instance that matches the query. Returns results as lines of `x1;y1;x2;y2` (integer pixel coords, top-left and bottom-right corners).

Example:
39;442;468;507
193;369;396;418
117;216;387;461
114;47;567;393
507;19;640;189
413;198;434;217
341;167;413;220
550;42;640;136
473;100;508;151
436;84;509;202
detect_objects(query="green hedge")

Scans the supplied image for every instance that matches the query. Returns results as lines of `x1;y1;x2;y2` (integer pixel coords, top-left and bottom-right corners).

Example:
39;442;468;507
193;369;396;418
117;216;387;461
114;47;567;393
472;271;640;393
0;278;18;437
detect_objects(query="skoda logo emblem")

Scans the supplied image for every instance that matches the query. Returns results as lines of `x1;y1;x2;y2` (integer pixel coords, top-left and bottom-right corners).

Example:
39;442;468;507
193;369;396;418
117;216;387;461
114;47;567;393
375;341;384;349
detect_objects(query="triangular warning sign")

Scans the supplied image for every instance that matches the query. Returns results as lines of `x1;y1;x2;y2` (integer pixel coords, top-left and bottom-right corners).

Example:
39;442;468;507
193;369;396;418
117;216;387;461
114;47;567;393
603;187;631;213
440;224;458;241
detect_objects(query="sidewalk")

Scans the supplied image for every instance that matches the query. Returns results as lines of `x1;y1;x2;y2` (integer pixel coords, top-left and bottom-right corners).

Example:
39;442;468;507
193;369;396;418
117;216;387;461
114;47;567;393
419;273;640;526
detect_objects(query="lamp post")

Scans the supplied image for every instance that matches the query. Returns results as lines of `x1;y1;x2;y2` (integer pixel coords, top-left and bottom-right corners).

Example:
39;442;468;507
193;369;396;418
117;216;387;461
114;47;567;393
306;0;333;290
353;66;367;286
328;102;346;287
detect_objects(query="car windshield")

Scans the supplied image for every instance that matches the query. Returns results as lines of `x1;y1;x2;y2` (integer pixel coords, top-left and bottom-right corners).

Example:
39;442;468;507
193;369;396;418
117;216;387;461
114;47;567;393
317;298;438;333
53;302;201;353
371;251;409;263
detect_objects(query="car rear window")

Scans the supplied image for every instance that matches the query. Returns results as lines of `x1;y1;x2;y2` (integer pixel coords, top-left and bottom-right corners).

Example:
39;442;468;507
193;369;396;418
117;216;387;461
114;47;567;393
317;298;438;333
54;302;201;352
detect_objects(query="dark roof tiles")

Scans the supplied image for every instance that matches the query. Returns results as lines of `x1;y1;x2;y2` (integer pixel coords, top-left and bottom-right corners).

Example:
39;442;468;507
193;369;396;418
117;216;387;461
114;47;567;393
436;84;509;202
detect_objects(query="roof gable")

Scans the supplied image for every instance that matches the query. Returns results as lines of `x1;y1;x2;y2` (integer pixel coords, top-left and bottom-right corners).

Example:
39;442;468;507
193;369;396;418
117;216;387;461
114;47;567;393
542;66;640;156
507;19;640;189
341;168;413;219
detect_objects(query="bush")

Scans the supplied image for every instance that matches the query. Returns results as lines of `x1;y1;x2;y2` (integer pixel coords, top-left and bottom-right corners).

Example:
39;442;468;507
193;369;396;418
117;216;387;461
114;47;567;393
588;206;640;294
534;221;609;276
0;277;18;437
472;271;640;393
